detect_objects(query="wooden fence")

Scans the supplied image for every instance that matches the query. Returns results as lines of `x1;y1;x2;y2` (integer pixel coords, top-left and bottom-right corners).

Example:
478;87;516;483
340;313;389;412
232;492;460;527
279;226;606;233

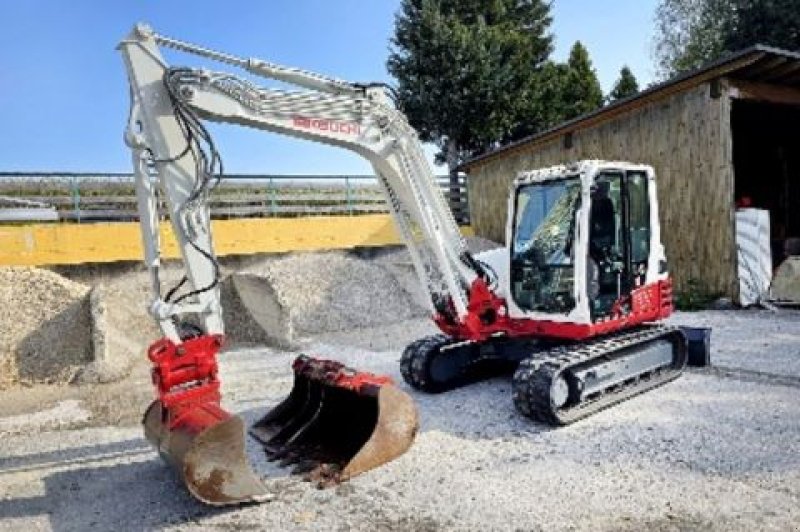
0;172;470;225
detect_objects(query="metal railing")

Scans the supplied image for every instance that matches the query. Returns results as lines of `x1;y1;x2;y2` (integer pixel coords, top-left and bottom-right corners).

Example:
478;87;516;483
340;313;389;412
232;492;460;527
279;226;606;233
0;172;470;225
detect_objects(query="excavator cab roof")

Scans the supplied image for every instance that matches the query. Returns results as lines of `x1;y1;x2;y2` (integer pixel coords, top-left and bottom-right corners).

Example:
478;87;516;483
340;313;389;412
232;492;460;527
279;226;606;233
514;160;654;187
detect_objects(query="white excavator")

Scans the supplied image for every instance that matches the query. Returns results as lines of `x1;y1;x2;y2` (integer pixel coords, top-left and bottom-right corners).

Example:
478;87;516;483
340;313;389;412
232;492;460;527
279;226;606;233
119;24;688;506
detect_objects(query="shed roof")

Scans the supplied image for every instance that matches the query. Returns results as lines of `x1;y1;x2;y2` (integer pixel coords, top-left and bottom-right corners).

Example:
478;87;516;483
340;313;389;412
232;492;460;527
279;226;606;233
462;45;800;171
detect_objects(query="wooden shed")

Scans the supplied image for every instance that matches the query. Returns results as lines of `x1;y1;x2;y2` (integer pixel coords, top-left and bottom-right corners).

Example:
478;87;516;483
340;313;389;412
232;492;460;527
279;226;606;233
462;45;800;301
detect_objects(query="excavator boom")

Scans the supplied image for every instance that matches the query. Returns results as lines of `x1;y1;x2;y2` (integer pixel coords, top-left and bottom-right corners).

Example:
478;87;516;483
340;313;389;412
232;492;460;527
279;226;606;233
118;24;437;505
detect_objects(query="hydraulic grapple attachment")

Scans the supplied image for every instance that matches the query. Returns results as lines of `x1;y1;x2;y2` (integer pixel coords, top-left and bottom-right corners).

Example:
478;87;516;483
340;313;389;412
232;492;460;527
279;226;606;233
251;355;418;486
143;337;418;505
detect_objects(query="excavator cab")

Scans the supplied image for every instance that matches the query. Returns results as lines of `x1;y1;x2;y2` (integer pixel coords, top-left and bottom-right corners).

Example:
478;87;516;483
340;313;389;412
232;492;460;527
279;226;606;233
510;164;659;323
404;161;685;426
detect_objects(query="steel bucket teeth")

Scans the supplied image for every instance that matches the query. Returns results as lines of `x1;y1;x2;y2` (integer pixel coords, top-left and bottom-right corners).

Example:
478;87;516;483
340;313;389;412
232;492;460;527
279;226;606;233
250;355;419;486
143;400;270;506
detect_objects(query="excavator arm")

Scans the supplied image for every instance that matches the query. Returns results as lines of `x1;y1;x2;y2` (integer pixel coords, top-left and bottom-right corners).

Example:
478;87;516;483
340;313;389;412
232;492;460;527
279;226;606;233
119;24;494;345
118;23;494;505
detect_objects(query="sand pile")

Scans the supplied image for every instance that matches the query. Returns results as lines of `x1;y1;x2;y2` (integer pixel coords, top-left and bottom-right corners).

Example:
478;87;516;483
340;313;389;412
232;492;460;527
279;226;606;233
0;267;94;387
464;235;504;254
221;237;503;347
0;238;506;383
223;250;427;347
0;267;141;388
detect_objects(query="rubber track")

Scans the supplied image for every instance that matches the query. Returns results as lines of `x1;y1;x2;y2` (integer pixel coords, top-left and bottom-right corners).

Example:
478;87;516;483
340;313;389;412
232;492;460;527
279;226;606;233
400;334;453;393
512;325;687;425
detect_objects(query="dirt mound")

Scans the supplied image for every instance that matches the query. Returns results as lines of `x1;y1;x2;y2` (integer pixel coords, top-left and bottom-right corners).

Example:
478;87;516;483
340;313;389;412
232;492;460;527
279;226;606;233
220;273;294;348
0;266;146;388
0;267;93;387
223;250;427;346
465;235;503;254
221;239;504;346
0;240;505;385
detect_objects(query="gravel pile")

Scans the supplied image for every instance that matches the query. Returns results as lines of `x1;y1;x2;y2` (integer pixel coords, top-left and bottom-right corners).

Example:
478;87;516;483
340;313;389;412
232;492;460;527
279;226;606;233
229;250;427;345
224;237;502;346
22;238;506;380
464;235;504;254
0;267;93;387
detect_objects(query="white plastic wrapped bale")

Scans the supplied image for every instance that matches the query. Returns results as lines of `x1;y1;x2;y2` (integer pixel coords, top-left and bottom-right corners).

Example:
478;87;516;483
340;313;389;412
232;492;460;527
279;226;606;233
735;208;772;306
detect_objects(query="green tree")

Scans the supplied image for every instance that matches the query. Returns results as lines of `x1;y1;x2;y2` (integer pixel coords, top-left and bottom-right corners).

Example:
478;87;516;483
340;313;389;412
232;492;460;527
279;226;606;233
654;0;800;78
608;66;639;102
561;41;603;119
508;60;570;139
721;0;800;52
387;0;554;178
653;0;727;78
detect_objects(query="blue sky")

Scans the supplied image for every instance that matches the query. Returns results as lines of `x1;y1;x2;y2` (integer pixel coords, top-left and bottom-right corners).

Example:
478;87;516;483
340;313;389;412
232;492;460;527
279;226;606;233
0;1;658;175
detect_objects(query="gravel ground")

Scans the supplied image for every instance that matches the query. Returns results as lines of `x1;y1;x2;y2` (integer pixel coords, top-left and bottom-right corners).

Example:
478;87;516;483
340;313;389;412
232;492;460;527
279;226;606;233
1;308;799;531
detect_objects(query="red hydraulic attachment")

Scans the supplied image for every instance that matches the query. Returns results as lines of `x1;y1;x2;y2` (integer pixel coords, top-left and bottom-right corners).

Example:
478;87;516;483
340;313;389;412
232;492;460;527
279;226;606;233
144;333;271;506
147;334;227;429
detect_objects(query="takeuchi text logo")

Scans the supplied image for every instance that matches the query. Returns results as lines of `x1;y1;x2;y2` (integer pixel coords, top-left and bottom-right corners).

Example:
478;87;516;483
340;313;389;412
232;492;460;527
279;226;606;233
292;116;361;135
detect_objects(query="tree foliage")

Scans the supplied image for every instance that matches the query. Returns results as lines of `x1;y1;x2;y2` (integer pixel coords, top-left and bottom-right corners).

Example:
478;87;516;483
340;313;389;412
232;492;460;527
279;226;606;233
654;0;800;79
561;41;604;119
509;42;604;139
723;0;800;52
608;66;639;102
387;0;554;170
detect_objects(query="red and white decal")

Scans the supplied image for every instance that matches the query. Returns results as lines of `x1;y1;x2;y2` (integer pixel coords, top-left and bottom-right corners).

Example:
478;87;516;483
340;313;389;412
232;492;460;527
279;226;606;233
293;116;361;135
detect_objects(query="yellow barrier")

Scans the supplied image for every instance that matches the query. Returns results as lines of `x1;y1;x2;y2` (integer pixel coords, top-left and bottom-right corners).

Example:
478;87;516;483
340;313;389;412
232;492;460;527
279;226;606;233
0;215;474;266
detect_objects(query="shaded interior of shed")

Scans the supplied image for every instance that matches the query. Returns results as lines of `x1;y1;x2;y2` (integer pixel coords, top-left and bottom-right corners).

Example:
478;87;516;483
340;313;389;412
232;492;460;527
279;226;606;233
732;99;800;266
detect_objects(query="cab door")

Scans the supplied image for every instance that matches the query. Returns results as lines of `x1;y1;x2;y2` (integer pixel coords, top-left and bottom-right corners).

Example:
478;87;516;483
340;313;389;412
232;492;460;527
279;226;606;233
588;170;651;319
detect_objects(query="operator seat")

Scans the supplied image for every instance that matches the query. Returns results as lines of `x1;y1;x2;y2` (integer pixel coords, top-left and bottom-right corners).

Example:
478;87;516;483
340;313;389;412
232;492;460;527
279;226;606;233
590;181;616;258
588;181;618;317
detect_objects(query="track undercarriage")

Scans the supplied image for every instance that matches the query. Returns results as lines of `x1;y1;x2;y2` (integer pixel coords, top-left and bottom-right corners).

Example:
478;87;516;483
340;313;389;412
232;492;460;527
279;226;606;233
401;325;687;425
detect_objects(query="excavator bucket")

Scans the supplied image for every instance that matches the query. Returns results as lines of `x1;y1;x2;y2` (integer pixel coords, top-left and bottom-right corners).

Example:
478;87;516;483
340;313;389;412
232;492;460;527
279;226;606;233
143;400;270;505
143;337;417;504
251;355;418;486
143;335;270;506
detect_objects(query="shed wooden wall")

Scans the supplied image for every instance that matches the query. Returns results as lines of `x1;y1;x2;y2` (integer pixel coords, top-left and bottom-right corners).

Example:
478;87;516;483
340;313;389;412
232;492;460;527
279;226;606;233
466;82;737;297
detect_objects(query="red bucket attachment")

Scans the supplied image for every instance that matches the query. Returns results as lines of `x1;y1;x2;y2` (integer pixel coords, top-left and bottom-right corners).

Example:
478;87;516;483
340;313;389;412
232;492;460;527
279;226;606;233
143;335;270;506
251;355;418;486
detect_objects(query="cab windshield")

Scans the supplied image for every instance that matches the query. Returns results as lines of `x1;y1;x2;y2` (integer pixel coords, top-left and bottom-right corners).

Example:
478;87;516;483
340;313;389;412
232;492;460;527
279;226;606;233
511;177;581;313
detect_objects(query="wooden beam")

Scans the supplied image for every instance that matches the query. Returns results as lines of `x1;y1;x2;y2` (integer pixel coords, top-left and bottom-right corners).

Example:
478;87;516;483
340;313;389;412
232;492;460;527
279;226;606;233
737;56;789;78
728;79;800;106
761;60;800;82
